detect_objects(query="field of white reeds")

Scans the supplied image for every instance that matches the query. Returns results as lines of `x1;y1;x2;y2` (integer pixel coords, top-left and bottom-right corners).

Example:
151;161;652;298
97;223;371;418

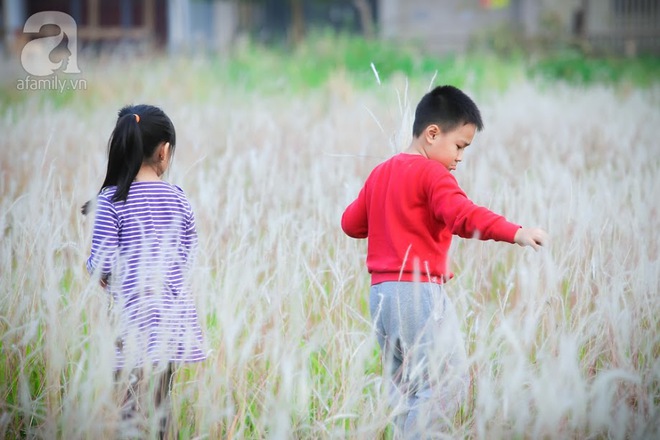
1;55;659;439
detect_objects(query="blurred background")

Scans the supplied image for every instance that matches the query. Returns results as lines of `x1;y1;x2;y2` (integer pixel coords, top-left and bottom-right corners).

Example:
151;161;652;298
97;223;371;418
1;0;659;90
2;0;660;55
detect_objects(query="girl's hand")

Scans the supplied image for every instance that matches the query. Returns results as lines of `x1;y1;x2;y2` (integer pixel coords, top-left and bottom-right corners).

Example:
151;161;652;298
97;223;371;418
514;227;548;251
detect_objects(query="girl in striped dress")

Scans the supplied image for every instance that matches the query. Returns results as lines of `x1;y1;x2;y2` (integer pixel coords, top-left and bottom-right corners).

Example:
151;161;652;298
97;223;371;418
84;104;206;438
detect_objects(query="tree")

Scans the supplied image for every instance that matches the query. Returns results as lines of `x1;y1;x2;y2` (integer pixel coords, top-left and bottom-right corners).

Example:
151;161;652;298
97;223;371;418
233;0;376;45
353;0;375;40
289;0;304;45
288;0;376;44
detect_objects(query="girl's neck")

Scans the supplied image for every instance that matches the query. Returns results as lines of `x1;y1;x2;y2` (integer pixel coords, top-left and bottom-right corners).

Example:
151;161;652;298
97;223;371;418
134;163;162;182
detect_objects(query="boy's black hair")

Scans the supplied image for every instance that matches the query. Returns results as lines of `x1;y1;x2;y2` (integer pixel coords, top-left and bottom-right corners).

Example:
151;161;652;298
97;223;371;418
81;104;176;214
412;85;483;137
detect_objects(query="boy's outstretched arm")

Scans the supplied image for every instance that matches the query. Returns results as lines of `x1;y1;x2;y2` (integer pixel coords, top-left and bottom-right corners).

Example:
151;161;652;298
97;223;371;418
514;227;548;251
427;171;549;248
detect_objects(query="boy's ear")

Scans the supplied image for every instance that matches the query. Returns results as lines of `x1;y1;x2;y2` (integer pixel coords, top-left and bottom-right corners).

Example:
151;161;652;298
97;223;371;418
425;124;441;142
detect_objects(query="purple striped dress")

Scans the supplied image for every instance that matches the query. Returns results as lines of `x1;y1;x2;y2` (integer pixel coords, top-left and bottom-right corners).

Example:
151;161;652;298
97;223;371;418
87;181;206;369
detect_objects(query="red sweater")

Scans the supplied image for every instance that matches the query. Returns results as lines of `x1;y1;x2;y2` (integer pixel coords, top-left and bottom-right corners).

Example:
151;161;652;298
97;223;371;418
341;153;520;285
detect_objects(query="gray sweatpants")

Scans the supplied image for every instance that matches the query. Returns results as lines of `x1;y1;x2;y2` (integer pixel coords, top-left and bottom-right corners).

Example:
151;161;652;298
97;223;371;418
369;282;468;438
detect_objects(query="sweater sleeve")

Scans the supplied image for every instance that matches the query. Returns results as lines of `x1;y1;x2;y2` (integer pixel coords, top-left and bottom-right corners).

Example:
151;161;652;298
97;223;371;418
341;185;369;239
427;168;520;243
86;193;119;277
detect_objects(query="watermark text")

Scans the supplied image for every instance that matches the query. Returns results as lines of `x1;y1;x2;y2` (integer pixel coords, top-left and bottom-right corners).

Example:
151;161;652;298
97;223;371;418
17;75;88;92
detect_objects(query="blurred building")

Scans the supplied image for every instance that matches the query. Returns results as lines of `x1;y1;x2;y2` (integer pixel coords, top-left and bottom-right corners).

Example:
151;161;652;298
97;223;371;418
2;0;659;56
380;0;660;55
1;0;370;55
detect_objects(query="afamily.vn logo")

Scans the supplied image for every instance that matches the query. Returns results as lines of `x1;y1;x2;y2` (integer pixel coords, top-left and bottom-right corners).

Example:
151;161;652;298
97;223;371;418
18;11;86;92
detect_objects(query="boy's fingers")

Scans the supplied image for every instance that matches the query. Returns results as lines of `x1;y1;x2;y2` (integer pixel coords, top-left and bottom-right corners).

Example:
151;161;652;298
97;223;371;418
516;228;548;249
538;231;549;246
533;234;548;249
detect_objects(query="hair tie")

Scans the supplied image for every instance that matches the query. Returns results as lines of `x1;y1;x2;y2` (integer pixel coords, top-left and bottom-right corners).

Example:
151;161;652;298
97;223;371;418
133;114;140;123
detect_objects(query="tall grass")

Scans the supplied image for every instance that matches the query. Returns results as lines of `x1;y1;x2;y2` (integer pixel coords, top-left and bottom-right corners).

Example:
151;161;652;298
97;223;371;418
1;54;659;438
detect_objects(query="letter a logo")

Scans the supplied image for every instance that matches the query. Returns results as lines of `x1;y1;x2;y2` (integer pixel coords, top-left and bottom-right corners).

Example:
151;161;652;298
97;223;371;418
21;11;81;77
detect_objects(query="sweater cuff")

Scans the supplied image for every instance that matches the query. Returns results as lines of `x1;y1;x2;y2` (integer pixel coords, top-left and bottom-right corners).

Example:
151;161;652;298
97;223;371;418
498;221;521;243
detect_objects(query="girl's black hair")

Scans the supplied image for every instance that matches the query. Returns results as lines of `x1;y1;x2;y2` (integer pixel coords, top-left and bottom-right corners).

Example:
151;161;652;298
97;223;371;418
82;104;176;214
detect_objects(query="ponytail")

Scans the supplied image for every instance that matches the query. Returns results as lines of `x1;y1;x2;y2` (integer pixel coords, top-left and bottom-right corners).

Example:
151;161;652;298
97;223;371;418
81;105;176;215
103;113;144;204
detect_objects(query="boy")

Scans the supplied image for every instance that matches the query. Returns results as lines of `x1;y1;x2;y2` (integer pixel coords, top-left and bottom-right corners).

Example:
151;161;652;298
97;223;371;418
341;85;547;436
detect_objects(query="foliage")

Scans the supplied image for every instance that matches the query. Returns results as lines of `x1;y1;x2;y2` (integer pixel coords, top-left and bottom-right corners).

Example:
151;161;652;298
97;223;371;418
1;32;658;113
527;51;660;86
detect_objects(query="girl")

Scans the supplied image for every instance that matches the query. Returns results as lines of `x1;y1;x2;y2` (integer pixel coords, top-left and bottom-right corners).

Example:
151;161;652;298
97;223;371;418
84;105;206;438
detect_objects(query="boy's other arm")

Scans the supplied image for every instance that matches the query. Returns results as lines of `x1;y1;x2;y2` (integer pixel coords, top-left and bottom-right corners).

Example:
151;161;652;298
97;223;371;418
341;186;368;239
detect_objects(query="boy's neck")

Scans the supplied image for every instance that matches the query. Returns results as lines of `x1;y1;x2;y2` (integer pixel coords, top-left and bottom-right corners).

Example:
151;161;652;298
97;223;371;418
404;139;429;158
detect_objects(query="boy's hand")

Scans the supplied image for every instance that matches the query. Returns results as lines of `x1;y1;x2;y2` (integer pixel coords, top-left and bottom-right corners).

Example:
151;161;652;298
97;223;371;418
514;227;548;251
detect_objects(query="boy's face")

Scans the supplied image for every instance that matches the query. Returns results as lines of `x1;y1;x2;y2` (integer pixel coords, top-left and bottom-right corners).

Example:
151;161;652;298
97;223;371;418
425;123;476;171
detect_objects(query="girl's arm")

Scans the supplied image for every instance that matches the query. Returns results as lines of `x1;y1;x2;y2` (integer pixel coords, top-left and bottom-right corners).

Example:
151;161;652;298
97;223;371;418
183;205;199;269
86;194;119;281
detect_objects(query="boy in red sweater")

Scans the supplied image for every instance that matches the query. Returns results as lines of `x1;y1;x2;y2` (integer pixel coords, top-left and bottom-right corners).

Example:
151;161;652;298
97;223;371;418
341;85;547;436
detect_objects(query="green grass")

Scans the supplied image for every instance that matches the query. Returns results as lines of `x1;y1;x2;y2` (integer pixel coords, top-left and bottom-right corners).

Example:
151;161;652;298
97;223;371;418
528;50;660;86
222;32;659;90
2;32;658;112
